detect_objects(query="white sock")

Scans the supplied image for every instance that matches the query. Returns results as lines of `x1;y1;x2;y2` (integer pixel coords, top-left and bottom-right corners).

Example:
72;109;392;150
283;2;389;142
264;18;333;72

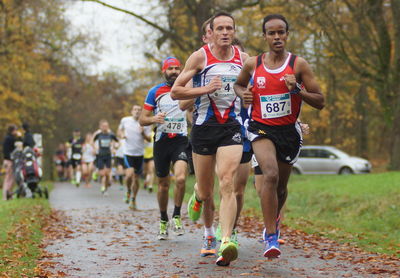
204;226;215;238
76;171;81;183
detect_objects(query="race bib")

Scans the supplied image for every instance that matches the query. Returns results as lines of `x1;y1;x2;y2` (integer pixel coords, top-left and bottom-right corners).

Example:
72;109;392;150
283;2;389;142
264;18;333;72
72;153;81;160
100;139;111;148
210;76;236;98
163;118;185;133
260;93;291;119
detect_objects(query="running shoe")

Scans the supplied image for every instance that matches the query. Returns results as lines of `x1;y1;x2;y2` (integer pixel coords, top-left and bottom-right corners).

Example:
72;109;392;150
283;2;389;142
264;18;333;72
101;185;106;194
215;224;222;242
148;185;153;193
71;179;77;185
123;191;131;204
261;215;284;243
172;216;184;236
216;238;238;266
158;220;169;240
92;172;98;181
200;236;217;257
263;232;281;258
231;229;238;248
187;191;202;221
128;199;136;210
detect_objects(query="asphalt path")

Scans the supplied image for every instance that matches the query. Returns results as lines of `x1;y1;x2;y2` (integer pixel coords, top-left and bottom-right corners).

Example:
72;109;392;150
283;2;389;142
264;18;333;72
45;182;379;278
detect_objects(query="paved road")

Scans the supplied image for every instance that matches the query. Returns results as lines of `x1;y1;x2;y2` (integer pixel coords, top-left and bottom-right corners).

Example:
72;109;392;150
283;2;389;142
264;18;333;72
45;182;378;278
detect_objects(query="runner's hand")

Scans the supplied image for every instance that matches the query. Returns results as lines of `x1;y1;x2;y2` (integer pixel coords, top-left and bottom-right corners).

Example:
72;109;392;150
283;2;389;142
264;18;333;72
283;74;296;91
300;123;310;135
242;85;253;107
153;112;166;124
206;76;222;94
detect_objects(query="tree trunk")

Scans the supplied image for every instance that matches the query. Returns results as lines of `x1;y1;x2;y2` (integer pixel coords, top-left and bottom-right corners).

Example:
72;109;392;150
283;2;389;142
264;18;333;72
389;89;400;170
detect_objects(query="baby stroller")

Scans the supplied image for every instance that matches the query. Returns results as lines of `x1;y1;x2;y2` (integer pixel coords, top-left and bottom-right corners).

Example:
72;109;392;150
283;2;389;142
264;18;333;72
11;145;28;198
12;146;48;199
22;147;48;199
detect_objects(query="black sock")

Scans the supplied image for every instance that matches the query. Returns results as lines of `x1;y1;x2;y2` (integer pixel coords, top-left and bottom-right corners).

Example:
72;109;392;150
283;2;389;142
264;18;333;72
118;175;123;185
172;206;181;218
161;211;168;222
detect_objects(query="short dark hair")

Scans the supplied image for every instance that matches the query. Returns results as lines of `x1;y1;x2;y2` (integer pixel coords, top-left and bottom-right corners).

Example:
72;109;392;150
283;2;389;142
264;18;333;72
210;11;235;30
262;14;289;34
7;124;17;134
201;18;212;36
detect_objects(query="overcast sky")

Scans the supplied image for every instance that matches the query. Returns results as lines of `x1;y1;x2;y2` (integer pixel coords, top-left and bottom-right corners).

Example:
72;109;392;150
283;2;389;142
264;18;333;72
65;0;162;74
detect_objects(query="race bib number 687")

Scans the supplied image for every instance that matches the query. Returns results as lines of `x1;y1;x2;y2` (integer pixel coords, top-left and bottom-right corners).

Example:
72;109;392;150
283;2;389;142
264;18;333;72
260;92;292;119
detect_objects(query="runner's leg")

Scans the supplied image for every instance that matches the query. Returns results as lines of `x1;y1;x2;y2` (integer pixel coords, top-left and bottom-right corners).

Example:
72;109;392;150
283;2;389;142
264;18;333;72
215;145;242;239
252;138;278;235
233;161;251;227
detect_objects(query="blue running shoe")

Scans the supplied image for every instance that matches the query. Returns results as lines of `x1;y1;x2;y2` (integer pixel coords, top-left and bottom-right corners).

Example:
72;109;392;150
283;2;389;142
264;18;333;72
200;236;217;257
263;232;281;258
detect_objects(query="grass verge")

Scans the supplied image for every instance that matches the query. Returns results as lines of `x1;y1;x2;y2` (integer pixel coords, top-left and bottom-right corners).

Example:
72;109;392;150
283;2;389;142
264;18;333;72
0;184;52;277
180;172;400;256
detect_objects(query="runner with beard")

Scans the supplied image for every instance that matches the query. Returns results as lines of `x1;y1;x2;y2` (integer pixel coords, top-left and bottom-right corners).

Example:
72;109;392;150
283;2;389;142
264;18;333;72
140;57;188;240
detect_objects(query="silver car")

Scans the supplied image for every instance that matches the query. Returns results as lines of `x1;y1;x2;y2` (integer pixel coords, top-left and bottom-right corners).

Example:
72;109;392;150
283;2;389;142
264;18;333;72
292;146;372;174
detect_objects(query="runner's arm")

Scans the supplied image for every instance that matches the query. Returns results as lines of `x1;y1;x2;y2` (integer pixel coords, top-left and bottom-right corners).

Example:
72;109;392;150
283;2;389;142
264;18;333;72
234;57;256;106
139;109;165;126
171;51;221;100
294;58;325;110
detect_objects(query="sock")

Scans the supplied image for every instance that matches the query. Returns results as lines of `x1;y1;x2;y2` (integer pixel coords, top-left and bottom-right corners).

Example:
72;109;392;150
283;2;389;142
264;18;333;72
204;226;215;237
160;211;168;222
172;206;181;218
118;175;123;185
76;171;81;183
195;195;202;203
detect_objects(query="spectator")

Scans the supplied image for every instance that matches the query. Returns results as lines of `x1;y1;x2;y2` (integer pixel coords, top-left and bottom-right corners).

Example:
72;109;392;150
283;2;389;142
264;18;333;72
2;124;18;200
22;123;35;148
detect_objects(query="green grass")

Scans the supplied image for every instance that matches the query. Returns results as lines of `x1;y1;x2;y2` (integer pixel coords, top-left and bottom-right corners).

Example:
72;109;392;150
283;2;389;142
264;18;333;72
0;184;52;277
180;172;400;256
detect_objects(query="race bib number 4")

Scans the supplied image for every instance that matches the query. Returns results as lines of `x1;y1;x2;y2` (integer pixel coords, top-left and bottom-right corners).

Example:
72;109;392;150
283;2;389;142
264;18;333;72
163;118;185;133
210;76;236;98
260;93;292;119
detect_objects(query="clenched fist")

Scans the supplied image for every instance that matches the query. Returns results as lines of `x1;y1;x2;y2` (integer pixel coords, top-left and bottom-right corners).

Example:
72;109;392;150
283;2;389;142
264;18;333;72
206;76;222;94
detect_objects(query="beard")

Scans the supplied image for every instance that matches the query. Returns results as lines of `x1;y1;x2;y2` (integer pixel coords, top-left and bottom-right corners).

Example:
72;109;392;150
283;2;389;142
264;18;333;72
165;72;178;86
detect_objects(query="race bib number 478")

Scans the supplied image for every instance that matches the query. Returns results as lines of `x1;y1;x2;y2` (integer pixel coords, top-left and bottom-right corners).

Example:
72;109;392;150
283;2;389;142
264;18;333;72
260;93;292;119
163;117;185;133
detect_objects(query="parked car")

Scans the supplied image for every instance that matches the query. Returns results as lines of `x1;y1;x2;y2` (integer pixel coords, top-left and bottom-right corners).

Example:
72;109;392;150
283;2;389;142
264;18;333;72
292;146;371;174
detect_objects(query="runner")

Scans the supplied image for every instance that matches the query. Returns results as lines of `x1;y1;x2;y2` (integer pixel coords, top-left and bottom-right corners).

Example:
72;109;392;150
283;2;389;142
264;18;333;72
66;129;84;187
118;105;151;210
143;130;154;193
93;120;119;195
81;133;96;187
171;12;248;266
234;14;324;258
140;57;188;240
53;143;68;181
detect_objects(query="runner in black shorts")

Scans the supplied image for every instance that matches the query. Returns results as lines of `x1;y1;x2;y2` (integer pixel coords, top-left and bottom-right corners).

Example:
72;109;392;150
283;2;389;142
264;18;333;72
93;120;118;195
171;12;250;266
234;14;324;258
118;105;151;209
140;56;189;240
66;129;84;187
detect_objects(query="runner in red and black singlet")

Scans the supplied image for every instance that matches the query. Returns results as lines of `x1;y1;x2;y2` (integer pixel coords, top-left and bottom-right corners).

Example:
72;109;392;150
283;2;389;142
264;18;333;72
234;14;324;259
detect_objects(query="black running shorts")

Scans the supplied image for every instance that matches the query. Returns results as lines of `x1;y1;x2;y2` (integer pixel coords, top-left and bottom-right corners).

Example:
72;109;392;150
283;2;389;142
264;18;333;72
124;155;143;174
191;125;243;155
154;136;188;178
247;121;302;165
97;155;112;170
